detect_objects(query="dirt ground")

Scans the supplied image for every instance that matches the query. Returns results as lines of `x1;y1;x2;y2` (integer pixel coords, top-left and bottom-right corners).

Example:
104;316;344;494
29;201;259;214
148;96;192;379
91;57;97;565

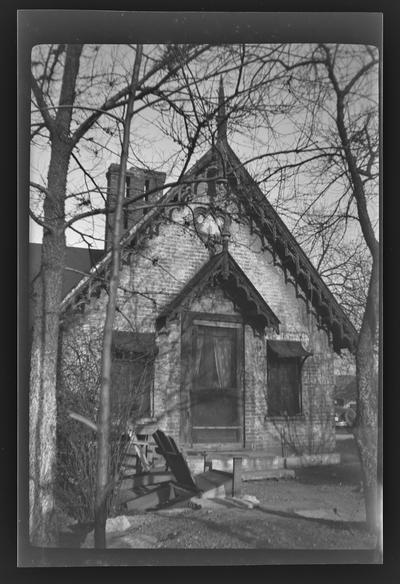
61;432;378;551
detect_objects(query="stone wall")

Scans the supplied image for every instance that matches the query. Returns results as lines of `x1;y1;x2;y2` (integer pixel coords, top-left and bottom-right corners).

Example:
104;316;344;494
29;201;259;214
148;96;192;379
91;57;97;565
59;188;336;455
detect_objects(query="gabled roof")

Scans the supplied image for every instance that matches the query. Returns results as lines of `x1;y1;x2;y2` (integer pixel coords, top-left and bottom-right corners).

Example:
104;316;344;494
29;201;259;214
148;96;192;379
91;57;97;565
223;144;358;352
30;243;104;298
156;250;280;333
60;141;358;352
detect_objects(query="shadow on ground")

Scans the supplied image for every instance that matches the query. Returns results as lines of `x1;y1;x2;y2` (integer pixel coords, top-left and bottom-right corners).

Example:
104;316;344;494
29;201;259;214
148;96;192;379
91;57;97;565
294;431;363;486
59;431;374;550
256;505;366;532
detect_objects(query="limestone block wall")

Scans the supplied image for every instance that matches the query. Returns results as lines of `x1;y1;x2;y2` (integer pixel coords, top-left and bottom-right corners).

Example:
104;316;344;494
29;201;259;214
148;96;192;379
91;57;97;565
228;220;336;454
59;197;336;455
152;320;181;436
243;327;267;449
115;215;209;331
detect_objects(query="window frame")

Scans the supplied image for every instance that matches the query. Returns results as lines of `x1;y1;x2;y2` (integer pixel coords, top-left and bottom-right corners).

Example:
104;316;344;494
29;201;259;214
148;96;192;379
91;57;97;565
111;332;156;421
266;343;305;419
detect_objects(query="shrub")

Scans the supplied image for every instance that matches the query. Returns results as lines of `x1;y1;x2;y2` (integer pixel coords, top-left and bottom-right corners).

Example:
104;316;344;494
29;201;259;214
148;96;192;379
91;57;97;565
55;333;130;523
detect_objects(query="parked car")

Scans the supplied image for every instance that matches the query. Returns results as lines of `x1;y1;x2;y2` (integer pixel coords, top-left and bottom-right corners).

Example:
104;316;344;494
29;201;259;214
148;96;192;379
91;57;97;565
334;398;357;427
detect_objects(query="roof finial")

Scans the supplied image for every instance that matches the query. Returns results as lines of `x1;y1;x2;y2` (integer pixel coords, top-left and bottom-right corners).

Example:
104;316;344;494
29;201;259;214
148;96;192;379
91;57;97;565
216;76;227;143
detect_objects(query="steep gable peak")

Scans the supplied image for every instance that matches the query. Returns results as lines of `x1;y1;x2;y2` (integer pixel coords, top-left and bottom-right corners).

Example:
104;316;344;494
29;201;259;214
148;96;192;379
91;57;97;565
216;76;228;144
61;142;357;353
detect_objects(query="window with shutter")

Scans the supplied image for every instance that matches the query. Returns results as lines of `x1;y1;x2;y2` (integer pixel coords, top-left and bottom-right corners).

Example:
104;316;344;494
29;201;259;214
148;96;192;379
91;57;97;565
111;332;155;423
266;341;312;417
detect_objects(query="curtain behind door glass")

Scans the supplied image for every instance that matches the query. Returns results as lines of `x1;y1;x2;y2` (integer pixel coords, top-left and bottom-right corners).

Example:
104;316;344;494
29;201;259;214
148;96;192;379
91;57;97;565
194;326;235;391
213;334;234;389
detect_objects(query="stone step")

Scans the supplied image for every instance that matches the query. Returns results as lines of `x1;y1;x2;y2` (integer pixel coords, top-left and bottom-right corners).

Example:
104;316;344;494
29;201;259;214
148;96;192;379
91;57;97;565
242;468;295;481
186;454;284;475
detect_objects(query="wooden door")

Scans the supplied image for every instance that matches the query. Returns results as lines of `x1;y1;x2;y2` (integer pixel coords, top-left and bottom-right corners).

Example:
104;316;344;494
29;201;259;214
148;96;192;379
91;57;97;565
190;321;243;445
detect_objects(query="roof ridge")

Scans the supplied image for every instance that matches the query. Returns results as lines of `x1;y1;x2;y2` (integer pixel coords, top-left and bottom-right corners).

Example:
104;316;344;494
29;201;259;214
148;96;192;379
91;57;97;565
225;144;358;345
60;143;358;352
157;250;280;333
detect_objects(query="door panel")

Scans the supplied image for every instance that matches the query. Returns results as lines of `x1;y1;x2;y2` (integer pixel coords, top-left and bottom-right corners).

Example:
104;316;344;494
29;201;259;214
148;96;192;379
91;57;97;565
190;324;243;444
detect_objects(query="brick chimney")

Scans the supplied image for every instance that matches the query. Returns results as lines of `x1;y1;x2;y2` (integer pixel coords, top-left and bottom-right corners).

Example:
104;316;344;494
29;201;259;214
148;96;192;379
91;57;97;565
105;165;166;249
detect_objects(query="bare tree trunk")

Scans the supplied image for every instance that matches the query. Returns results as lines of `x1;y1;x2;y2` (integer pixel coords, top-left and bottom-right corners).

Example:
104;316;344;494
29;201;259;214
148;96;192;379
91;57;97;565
29;44;83;546
94;44;143;549
324;46;380;535
354;255;379;533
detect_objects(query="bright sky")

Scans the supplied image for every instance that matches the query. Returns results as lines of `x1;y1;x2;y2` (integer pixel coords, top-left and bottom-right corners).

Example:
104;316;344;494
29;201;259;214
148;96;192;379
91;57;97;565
30;43;379;255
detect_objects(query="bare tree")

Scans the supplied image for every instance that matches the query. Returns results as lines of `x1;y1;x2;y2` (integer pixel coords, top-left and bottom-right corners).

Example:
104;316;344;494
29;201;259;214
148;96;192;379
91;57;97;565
323;45;380;534
29;45;83;546
29;42;380;544
29;43;209;546
94;44;143;549
241;43;379;532
29;42;256;545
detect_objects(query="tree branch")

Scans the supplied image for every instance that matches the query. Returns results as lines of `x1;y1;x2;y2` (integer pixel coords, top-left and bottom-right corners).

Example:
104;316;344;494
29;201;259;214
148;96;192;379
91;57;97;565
29;208;54;233
71;45;211;148
325;52;379;258
30;71;56;133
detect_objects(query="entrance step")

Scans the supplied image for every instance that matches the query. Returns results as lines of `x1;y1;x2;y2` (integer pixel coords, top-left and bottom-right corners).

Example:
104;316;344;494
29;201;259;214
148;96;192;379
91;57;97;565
186;452;285;475
242;468;295;481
